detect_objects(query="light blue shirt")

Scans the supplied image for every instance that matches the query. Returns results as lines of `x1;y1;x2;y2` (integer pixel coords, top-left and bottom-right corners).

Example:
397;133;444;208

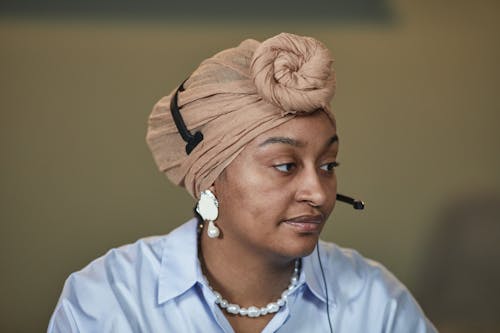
48;218;437;332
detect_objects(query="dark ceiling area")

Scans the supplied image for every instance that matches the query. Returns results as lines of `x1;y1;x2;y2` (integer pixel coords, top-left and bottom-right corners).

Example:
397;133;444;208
0;0;393;22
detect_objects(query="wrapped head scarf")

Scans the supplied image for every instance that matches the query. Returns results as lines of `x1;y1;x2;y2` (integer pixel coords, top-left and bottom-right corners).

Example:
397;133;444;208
146;32;336;199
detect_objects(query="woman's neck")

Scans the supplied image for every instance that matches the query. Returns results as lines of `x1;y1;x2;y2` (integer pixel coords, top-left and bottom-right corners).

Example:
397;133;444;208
199;226;296;307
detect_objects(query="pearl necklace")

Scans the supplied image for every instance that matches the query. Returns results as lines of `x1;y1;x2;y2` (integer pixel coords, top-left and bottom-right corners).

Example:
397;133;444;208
204;259;301;318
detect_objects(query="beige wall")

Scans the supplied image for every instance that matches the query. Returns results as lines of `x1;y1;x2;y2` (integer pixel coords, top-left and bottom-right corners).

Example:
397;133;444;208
1;1;499;331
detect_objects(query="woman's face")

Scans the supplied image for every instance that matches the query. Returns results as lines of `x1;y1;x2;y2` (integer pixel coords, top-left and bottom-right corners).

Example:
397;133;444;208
213;111;338;261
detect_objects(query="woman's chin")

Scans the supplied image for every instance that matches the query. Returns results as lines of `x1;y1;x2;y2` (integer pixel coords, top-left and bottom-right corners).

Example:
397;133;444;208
276;235;320;259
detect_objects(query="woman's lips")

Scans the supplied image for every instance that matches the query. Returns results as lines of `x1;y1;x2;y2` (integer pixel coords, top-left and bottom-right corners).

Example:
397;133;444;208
282;215;324;233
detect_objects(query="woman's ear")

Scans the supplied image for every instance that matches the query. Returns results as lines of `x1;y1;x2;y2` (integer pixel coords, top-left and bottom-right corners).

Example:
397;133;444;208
211;168;228;197
209;185;217;196
211;167;231;209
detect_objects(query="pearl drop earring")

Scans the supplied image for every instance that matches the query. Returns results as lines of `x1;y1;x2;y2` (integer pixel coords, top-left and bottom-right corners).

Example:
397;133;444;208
207;221;220;238
196;190;220;239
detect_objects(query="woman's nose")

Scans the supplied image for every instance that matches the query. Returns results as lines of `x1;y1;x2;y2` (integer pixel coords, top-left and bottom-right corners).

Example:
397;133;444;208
295;168;331;207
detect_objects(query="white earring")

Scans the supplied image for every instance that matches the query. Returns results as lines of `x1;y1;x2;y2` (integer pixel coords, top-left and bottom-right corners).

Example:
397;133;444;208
196;190;220;238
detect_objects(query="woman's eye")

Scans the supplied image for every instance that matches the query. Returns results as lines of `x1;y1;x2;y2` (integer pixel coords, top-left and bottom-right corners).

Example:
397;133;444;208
274;163;296;173
320;161;339;172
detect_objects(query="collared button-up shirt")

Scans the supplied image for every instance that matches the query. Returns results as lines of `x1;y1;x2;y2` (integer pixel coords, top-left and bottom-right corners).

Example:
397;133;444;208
48;219;437;332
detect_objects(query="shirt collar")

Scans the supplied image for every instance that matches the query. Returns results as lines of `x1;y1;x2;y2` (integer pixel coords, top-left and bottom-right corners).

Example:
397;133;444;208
157;218;202;305
157;220;340;306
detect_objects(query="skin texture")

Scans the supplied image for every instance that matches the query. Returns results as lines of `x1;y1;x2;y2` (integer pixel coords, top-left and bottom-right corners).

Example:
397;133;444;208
199;110;338;333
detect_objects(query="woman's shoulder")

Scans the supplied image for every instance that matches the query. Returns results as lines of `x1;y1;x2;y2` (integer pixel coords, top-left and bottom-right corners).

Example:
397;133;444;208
74;234;165;283
61;218;198;292
55;235;165;306
317;240;408;299
48;236;164;332
48;220;197;332
313;241;436;332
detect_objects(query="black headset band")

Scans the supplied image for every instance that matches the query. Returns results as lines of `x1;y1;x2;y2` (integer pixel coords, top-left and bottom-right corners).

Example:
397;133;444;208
169;79;204;155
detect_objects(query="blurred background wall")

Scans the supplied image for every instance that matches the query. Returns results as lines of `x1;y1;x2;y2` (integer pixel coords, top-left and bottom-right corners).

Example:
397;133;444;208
1;0;499;332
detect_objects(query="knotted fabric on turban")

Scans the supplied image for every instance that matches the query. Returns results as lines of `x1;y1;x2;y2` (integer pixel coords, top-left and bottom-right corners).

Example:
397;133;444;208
146;32;336;199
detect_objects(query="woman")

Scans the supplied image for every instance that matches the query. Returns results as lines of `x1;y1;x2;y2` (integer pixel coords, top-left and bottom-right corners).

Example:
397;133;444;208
48;33;437;332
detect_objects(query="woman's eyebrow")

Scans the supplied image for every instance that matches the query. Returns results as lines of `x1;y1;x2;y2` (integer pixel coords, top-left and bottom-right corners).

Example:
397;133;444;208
328;134;339;145
258;134;338;148
259;137;303;147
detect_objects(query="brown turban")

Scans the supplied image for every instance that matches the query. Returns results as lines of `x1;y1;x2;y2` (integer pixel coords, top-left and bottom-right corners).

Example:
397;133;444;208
146;32;336;199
